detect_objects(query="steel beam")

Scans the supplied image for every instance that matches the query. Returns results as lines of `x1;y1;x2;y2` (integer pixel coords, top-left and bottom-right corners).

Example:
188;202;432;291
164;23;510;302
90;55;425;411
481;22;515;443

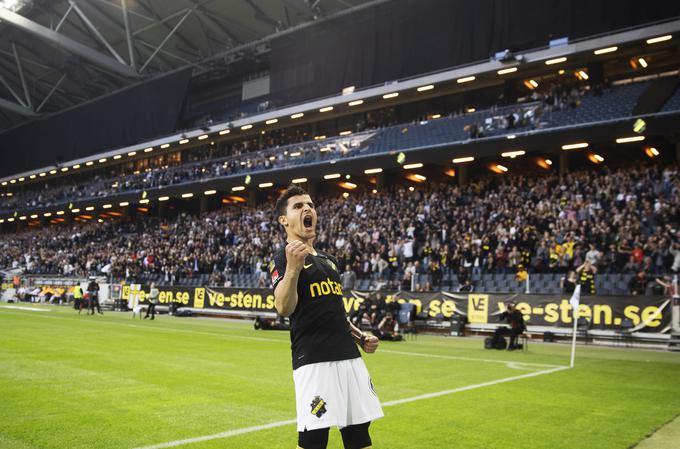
0;96;39;117
121;0;136;69
69;0;127;65
36;74;66;112
0;7;139;78
139;10;192;73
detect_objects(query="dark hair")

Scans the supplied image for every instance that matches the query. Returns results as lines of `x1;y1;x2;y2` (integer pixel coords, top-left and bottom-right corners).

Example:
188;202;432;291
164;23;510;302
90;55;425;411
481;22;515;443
275;185;308;217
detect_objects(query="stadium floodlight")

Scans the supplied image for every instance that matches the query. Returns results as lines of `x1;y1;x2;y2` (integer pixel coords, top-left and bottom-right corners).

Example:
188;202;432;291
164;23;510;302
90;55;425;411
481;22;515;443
203;190;217;195
456;76;475;83
319;106;334;113
181;193;194;198
198;135;208;140
119;202;129;207
291;113;304;119
158;196;170;201
179;139;189;144
403;163;423;170
382;92;399;99
144;147;153;153
258;182;273;188
616;136;645;143
417;84;434;92
497;67;518;75
324;173;341;180
292;178;307;184
266;119;278;125
561;142;589;150
646;35;672;44
545;56;567;65
160;143;170;149
232;186;245;191
638;57;648;68
594;46;617;55
452;157;474;163
364;168;383;174
501;150;526;158
241;124;253;130
348;100;364;106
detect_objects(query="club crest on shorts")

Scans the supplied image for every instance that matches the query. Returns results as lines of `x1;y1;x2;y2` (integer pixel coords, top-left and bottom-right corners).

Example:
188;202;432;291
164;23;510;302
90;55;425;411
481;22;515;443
310;396;327;418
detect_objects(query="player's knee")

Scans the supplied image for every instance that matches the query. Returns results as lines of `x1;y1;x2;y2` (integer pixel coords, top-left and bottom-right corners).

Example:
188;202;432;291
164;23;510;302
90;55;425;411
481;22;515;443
297;427;329;449
340;422;372;449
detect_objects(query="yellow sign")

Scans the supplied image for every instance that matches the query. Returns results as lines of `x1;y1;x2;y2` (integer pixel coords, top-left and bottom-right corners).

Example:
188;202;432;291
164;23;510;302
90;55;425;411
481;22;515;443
467;294;489;323
194;288;205;309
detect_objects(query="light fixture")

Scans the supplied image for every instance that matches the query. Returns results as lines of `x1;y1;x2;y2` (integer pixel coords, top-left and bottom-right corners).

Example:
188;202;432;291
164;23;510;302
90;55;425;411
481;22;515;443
616;136;645;143
528;79;539;88
646;35;672;44
119;202;129;207
417;84;434;92
219;129;230;135
265;119;278;125
85;206;95;211
324;173;341;180
113;155;122;160
364;168;383;174
588;153;604;163
158;196;170;201
72;164;80;169
339;130;352;136
466;107;476;113
408;187;414;192
348;100;364;107
19;216;26;221
645;147;660;158
232;186;245;191
291;113;304;119
30;214;38;219
98;158;107;163
319;106;334;113
204;190;217;195
545;57;567;65
497;67;518;75
506;134;516;139
179;139;189;144
30;175;36;179
85;162;94;166
102;204;112;209
241;124;253;130
49;169;57;174
161;143;170;149
561;142;589;150
314;135;326;140
489;164;509;173
181;193;194;198
594;46;617;55
340;182;357;189
545;159;552;166
456;75;475;83
7;218;14;222
127;151;137;157
139;199;150;204
71;208;80;213
638;57;648;68
414;174;427;181
197;135;208;140
431;114;441;119
577;70;589;80
144;147;153;153
501;150;526;158
292;178;307;184
403;163;423;170
382;92;399;99
259;182;273;188
290;151;302;157
452;157;474;163
56;211;64;216
342;192;350;198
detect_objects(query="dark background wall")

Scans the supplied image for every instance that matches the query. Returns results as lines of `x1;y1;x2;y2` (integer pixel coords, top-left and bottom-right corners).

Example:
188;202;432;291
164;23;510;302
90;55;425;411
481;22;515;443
0;69;191;177
270;0;680;105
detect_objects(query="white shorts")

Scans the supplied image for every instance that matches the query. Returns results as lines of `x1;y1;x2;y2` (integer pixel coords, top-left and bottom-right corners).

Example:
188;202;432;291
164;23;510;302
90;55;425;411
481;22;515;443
293;357;384;432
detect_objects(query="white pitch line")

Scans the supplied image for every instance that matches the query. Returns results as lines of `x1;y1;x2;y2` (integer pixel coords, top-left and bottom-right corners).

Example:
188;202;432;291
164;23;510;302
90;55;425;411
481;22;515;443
379;349;564;368
0;305;52;312
131;365;569;449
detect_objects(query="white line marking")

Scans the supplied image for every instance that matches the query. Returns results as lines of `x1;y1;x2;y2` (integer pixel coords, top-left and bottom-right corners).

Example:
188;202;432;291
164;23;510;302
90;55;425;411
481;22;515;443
0;305;52;312
379;349;563;368
130;366;568;449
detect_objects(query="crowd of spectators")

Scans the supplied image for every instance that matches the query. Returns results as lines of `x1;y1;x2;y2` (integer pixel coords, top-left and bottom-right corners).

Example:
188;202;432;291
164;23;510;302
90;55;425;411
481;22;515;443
1;161;678;295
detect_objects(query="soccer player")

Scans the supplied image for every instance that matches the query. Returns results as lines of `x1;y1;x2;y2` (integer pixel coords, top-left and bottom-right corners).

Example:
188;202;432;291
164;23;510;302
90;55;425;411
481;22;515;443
272;185;383;449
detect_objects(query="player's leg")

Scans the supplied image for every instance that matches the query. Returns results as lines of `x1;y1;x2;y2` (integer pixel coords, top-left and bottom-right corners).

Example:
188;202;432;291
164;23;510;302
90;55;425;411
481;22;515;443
340;422;372;449
297;427;329;449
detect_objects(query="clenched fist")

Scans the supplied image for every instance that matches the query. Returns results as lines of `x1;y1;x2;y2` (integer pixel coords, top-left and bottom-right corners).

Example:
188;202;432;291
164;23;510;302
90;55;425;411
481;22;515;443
286;240;310;272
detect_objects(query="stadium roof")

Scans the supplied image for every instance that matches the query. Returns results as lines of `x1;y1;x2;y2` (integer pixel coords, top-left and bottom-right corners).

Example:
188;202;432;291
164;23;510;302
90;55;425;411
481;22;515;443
0;0;382;131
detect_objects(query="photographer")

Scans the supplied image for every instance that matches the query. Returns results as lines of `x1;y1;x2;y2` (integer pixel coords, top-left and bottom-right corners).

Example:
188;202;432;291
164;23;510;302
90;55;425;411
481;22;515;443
492;302;526;350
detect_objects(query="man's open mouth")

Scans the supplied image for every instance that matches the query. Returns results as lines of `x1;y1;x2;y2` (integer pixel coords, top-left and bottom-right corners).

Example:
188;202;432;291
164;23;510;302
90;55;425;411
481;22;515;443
303;215;313;228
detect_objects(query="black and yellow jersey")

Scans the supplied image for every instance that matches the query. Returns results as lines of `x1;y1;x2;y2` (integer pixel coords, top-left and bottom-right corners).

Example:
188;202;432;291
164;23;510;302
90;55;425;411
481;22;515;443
271;246;360;370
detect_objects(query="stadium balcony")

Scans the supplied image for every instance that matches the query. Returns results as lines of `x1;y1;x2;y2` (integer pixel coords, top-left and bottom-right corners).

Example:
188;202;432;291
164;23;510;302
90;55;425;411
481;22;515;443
2;79;679;218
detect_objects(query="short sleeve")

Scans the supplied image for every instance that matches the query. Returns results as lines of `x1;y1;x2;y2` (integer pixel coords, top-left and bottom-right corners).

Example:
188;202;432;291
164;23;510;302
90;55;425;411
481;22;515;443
270;249;287;289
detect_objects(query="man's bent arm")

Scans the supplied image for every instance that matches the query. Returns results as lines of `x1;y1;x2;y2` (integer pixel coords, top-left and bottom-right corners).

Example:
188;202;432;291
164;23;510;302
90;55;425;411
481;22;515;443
274;267;301;317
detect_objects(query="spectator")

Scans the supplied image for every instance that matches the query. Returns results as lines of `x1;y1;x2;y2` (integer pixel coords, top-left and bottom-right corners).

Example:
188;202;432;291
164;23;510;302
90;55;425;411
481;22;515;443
340;265;357;291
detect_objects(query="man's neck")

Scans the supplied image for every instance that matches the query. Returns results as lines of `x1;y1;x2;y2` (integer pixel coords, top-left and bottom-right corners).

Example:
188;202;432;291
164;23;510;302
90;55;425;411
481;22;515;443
286;234;316;255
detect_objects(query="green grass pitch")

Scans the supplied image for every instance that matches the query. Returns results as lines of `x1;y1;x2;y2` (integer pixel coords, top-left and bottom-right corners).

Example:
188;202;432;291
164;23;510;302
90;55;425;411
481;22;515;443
1;304;678;449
